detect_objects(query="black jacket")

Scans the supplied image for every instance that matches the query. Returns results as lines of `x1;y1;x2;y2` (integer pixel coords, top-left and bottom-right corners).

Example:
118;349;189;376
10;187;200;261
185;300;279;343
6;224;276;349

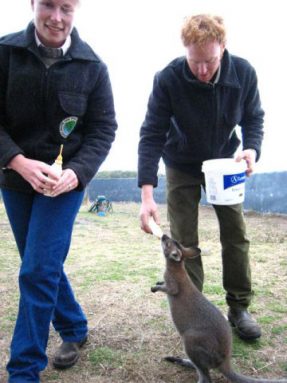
0;22;117;192
138;51;264;187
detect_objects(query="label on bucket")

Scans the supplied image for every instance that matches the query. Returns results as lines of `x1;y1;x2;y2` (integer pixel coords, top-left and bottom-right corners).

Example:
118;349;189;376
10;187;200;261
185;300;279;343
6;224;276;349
223;172;246;190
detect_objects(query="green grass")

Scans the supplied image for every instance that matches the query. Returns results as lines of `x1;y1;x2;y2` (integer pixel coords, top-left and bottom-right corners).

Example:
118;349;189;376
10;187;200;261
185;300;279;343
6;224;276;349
267;304;287;314
271;324;287;335
89;346;122;368
258;315;278;325
0;202;286;383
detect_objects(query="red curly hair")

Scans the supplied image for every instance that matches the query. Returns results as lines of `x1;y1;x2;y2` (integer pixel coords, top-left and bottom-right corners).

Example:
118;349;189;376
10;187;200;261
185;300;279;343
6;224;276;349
181;14;227;47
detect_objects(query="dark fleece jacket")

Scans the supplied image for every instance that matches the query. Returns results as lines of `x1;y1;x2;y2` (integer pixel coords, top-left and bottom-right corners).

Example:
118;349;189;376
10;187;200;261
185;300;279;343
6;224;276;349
0;22;117;192
138;50;264;187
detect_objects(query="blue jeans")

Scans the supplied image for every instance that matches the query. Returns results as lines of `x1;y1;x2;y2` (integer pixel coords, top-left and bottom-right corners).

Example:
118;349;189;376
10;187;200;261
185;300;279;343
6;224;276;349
1;189;88;383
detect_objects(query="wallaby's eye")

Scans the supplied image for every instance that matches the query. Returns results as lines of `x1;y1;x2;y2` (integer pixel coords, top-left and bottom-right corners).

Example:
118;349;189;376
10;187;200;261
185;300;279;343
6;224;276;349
174;240;181;250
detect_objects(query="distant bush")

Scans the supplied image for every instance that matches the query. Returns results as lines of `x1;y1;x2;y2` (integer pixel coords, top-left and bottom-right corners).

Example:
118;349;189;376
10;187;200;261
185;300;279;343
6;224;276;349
95;170;137;179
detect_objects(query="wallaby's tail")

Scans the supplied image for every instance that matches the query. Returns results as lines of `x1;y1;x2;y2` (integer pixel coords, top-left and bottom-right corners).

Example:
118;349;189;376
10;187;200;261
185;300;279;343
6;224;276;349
164;356;194;369
221;368;287;383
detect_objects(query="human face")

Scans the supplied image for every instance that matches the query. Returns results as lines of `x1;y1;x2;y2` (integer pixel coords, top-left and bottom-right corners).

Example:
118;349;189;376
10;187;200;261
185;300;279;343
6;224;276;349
186;40;225;83
31;0;78;47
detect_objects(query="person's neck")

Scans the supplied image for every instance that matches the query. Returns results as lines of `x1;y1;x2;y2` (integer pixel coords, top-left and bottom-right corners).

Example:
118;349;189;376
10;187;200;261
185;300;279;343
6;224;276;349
34;31;71;55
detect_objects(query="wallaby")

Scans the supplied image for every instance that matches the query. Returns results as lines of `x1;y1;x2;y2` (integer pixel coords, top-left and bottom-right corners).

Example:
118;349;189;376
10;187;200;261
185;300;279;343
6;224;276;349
151;234;287;383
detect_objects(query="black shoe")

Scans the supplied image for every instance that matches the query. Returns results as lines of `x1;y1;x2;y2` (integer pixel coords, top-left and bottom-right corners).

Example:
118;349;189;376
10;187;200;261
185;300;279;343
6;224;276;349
52;337;88;369
228;308;261;340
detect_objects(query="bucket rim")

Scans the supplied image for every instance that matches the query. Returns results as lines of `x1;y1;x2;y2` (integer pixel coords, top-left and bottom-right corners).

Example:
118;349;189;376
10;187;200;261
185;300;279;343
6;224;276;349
202;158;246;172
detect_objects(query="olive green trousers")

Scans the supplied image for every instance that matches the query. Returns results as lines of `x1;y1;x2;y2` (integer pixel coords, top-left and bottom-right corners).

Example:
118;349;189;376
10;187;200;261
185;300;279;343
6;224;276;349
166;166;253;309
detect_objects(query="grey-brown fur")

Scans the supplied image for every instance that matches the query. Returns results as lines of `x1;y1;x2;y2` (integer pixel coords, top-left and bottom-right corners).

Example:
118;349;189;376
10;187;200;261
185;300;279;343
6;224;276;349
151;234;286;383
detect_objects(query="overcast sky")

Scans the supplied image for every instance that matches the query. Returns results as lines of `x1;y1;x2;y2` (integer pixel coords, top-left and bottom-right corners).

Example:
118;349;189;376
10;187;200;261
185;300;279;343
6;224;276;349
1;0;286;173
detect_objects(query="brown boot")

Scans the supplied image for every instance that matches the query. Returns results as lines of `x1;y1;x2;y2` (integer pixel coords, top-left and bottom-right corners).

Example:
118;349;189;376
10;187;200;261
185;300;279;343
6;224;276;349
52;337;88;369
228;308;261;340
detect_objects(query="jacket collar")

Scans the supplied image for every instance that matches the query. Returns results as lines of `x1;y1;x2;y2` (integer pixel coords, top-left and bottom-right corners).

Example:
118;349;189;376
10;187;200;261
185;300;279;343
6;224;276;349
219;50;241;88
182;49;241;89
0;21;100;63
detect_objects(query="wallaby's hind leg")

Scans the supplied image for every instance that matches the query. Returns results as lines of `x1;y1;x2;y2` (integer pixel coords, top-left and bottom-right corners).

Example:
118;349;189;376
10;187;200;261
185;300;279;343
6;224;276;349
185;343;213;383
192;363;212;383
165;355;211;383
164;356;195;369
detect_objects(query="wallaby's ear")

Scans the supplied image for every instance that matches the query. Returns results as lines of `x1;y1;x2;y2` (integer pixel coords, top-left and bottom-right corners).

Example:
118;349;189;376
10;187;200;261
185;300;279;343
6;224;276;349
181;245;201;259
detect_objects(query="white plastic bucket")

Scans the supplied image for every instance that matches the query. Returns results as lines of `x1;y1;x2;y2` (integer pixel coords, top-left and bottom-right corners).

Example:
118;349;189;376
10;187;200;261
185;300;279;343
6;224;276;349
202;159;247;205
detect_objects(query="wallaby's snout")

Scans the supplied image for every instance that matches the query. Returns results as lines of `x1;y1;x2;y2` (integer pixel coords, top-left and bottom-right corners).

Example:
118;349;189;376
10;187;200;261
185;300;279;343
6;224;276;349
161;234;200;262
161;234;183;263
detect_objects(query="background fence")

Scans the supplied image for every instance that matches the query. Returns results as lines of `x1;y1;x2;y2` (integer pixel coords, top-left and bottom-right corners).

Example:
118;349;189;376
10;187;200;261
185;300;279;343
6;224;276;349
87;171;287;215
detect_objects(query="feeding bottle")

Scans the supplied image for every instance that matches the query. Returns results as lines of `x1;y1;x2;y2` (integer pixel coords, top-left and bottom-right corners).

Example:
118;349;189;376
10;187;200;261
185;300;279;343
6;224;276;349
50;144;63;177
45;145;63;196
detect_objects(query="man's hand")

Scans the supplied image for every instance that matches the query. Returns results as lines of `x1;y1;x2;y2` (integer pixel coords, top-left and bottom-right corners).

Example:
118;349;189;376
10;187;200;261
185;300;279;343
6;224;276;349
236;149;257;177
139;184;160;234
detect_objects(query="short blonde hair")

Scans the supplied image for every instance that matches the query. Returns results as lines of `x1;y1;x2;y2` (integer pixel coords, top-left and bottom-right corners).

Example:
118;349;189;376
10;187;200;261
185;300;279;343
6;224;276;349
181;14;226;47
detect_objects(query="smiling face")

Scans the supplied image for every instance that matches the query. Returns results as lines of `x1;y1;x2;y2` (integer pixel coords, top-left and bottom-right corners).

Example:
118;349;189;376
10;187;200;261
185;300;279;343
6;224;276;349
31;0;79;47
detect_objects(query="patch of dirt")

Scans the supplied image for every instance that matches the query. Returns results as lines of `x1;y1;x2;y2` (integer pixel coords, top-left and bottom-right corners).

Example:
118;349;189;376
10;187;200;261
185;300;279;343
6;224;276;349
0;203;286;383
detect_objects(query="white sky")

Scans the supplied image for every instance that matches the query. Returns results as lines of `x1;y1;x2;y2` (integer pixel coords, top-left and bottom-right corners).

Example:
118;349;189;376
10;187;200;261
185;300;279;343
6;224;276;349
1;0;286;173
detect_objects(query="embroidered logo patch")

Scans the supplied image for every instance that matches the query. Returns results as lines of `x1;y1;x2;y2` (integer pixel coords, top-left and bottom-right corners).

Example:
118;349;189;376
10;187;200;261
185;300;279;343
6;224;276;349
59;116;78;138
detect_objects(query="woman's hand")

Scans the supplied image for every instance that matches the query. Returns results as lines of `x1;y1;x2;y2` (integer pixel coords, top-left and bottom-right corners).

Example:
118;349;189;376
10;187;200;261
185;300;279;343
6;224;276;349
8;154;79;196
49;168;79;197
8;154;59;194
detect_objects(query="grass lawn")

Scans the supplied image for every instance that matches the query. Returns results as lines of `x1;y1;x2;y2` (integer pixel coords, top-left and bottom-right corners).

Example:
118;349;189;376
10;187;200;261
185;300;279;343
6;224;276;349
0;202;286;383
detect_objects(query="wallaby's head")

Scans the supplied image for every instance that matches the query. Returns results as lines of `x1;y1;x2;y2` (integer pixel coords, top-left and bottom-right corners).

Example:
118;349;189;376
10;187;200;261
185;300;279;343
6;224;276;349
161;234;200;263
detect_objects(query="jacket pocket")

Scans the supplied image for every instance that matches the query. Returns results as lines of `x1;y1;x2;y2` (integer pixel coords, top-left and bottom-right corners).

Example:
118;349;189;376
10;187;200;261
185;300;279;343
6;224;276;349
58;92;88;116
167;116;188;151
222;108;242;128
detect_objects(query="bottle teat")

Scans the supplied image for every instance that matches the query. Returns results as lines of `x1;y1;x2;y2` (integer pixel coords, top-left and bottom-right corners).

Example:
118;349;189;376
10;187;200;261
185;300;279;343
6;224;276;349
44;145;63;197
55;144;63;166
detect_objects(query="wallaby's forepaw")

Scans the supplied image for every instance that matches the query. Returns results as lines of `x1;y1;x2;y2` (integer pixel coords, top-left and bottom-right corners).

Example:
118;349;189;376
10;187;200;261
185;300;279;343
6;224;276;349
151;280;165;293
